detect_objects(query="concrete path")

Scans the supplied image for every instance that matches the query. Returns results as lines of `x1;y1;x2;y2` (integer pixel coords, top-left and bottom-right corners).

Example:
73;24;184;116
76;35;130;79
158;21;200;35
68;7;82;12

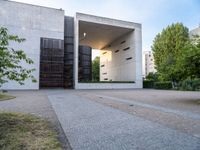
92;94;200;120
48;91;200;150
0;90;71;150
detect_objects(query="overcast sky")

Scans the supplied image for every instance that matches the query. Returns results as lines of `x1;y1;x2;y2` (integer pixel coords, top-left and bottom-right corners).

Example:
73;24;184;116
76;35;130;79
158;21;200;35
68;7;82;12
12;0;200;51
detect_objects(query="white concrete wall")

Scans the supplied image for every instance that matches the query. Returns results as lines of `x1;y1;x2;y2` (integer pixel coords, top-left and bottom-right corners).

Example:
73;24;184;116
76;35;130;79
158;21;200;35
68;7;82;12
190;27;200;36
100;31;135;81
0;1;64;90
75;13;142;89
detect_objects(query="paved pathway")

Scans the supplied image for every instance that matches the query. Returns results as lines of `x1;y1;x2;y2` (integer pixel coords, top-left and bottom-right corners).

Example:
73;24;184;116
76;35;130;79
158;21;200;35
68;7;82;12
48;91;200;150
93;94;200;120
0;90;71;150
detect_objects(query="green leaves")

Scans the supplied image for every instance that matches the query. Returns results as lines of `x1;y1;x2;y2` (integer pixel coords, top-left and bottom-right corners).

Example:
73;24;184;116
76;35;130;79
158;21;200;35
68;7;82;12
152;23;190;82
92;56;100;81
0;27;36;87
152;23;200;84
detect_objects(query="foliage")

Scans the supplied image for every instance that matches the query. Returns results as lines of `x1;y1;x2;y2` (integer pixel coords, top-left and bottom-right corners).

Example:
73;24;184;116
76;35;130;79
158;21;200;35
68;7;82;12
92;56;100;81
0;27;36;87
143;80;154;88
177;35;200;79
79;80;135;83
178;78;200;91
154;81;172;89
0;112;62;150
152;23;190;82
145;72;158;81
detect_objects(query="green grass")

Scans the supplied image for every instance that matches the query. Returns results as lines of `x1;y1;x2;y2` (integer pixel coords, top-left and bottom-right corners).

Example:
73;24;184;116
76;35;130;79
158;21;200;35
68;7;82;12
0;94;15;101
0;112;62;150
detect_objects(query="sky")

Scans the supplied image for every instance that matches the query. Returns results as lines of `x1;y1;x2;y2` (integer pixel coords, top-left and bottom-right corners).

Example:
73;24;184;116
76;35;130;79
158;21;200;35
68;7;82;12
13;0;200;53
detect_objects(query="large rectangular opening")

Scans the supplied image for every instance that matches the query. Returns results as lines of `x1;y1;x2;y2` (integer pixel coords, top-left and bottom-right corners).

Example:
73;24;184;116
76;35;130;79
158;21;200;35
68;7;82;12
74;13;142;89
78;20;135;83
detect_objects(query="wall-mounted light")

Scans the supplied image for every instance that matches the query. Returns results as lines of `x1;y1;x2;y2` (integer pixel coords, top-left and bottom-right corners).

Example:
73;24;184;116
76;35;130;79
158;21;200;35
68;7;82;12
83;32;87;37
80;32;87;41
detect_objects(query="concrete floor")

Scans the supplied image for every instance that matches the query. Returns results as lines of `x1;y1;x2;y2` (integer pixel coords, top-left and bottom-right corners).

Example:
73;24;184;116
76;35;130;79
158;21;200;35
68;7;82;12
0;89;200;150
0;90;71;150
47;89;200;150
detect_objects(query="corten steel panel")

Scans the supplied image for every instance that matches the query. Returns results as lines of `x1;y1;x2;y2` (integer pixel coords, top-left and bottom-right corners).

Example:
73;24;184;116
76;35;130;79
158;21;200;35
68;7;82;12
79;45;92;82
63;17;92;86
64;16;75;88
40;38;64;88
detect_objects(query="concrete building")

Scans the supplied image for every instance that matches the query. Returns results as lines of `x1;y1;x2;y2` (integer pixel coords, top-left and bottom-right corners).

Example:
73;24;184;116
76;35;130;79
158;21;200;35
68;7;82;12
190;26;200;37
0;0;142;89
143;51;156;77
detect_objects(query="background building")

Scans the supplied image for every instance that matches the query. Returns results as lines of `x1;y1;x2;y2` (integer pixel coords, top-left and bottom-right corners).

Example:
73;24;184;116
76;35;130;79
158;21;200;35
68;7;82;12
0;0;142;89
143;51;156;77
190;26;200;36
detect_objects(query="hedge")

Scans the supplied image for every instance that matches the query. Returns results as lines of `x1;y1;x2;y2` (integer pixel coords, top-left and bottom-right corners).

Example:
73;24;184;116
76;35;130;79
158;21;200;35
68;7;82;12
179;79;200;91
143;80;172;89
154;81;172;89
143;80;154;88
79;81;135;83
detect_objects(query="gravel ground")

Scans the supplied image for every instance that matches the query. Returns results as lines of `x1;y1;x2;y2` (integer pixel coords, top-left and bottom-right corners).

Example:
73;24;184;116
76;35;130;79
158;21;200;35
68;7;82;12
1;89;200;150
77;89;200;138
48;90;200;150
0;90;71;150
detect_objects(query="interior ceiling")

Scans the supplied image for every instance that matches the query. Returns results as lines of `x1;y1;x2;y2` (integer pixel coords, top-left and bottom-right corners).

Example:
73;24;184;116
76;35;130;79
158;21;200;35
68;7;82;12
79;21;133;50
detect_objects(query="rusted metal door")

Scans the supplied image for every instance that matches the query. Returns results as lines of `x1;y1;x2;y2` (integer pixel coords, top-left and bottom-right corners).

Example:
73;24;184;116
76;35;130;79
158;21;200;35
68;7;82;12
40;38;64;88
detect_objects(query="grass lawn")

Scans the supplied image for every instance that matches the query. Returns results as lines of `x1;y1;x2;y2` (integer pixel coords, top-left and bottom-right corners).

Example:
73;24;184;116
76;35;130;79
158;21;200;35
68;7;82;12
0;112;62;150
0;94;15;101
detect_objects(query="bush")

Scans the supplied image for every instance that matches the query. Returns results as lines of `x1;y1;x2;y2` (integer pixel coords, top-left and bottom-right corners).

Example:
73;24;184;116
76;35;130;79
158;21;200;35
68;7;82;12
143;80;154;88
145;72;158;81
179;79;200;91
154;81;172;89
79;81;135;83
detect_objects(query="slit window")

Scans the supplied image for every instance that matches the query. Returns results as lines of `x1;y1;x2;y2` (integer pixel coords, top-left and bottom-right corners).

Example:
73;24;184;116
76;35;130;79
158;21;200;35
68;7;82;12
103;52;107;55
120;41;126;44
104;78;108;80
126;57;132;60
123;47;130;51
115;50;119;53
101;65;105;67
103;73;107;75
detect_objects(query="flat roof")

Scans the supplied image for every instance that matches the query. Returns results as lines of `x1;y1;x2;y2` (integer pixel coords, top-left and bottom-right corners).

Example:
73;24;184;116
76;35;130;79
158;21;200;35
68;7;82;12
7;0;64;11
79;21;133;49
77;13;141;50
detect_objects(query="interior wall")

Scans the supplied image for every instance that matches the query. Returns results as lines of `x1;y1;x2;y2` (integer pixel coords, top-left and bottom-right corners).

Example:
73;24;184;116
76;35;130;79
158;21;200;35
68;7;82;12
100;31;135;81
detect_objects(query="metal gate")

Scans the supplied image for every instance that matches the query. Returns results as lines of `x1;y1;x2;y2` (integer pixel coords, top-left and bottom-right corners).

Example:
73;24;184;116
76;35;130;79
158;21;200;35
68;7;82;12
40;38;64;88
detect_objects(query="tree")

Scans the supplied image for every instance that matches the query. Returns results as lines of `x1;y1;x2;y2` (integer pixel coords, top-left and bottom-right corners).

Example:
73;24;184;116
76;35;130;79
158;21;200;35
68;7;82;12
92;56;100;81
178;35;200;79
152;23;190;82
0;27;36;87
145;72;158;81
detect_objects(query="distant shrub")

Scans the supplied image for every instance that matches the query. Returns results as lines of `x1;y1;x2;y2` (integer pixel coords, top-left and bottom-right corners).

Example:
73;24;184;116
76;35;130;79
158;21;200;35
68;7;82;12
154;81;172;89
145;72;158;81
79;81;135;83
143;80;154;88
179;79;200;91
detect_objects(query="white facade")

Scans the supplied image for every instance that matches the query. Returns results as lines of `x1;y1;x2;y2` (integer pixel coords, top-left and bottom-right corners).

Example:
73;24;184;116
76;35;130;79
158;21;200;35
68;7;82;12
100;32;135;81
190;27;200;37
75;13;142;89
0;0;64;90
0;1;142;90
143;51;156;77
